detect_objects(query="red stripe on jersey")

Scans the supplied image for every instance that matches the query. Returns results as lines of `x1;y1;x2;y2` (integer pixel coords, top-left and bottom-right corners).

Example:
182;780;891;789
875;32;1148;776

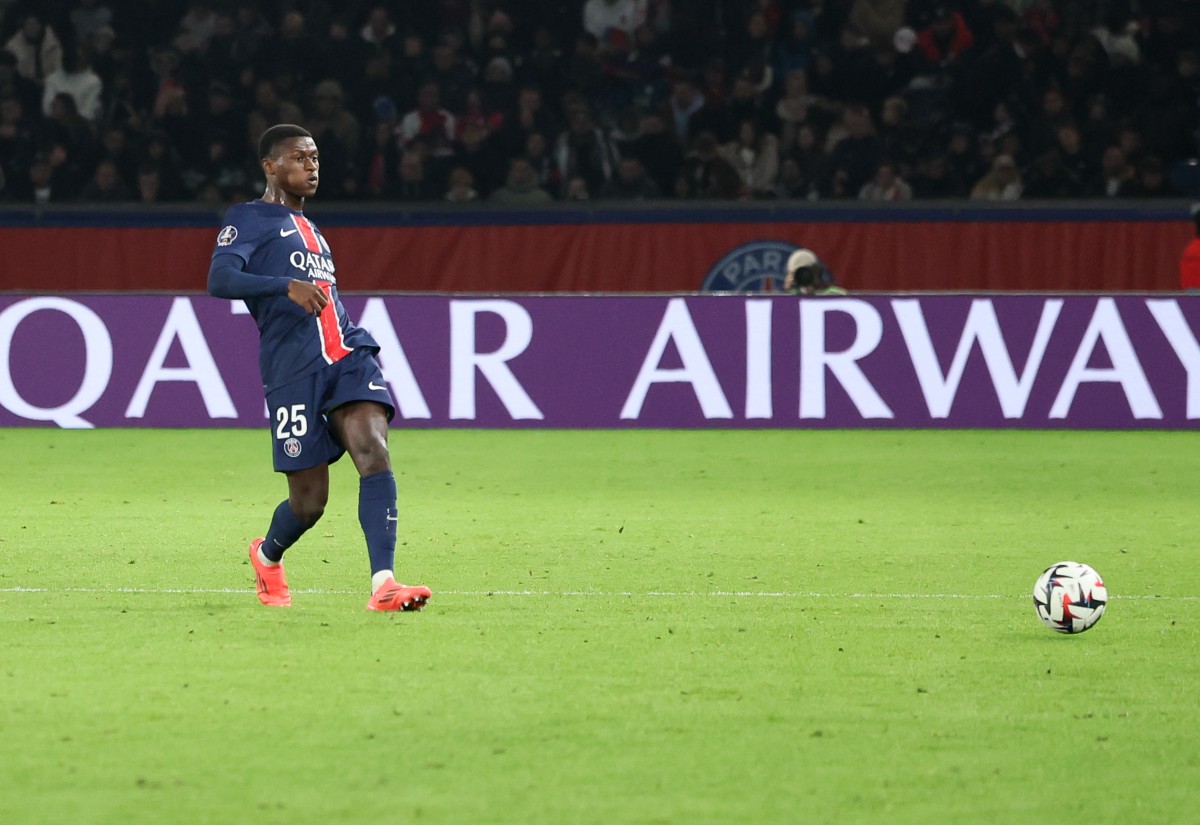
315;282;353;364
291;214;323;254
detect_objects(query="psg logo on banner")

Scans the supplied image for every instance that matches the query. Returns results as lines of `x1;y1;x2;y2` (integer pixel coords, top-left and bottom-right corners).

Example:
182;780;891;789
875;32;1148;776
700;240;799;293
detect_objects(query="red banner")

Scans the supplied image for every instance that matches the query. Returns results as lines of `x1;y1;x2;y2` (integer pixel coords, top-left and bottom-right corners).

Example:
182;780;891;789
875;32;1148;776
1;211;1190;293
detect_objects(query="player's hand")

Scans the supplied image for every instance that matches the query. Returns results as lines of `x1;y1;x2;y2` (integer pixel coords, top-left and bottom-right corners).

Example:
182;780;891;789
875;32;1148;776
287;279;328;314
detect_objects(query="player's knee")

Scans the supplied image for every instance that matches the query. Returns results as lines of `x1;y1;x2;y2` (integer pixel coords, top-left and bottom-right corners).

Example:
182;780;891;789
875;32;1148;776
293;499;326;526
351;434;391;475
288;487;328;525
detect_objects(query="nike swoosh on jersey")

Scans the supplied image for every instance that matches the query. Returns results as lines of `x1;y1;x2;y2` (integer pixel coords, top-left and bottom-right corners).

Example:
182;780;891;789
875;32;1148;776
280;228;299;237
368;381;387;390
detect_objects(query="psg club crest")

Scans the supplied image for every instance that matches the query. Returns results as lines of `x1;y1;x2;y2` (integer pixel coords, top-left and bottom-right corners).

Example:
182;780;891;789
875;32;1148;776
216;225;238;246
283;438;302;458
701;240;799;293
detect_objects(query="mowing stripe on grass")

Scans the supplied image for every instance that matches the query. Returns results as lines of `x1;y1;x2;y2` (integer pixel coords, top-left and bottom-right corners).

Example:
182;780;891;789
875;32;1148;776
0;586;1192;600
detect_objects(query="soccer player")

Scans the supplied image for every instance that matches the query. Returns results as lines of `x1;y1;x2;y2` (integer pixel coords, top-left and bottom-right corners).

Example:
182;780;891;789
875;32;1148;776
207;124;431;612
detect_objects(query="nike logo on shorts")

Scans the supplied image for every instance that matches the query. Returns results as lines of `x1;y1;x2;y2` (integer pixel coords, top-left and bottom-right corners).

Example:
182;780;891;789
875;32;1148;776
368;381;387;390
280;228;299;237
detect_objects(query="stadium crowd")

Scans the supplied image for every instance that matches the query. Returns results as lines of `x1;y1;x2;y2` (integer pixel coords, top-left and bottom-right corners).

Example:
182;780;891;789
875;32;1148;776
0;0;1197;206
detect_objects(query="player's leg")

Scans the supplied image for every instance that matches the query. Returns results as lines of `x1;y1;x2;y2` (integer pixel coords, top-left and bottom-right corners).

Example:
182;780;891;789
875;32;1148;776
329;400;395;582
249;464;329;607
253;372;340;606
329;400;430;611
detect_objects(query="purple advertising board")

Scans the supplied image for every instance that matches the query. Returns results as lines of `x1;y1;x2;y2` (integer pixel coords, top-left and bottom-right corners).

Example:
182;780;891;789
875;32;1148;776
0;293;1197;430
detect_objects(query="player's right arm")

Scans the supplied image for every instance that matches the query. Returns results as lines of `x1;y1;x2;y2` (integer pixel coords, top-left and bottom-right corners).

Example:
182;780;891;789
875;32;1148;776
208;253;328;313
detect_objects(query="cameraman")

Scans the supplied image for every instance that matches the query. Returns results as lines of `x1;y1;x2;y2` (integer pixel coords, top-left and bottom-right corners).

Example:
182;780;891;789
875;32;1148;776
784;248;846;296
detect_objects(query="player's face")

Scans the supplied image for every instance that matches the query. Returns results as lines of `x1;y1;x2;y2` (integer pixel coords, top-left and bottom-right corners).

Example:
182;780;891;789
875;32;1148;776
267;137;319;198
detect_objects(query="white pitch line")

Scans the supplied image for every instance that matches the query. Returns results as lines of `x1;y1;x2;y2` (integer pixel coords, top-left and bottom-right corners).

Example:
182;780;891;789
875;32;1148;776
0;586;1195;600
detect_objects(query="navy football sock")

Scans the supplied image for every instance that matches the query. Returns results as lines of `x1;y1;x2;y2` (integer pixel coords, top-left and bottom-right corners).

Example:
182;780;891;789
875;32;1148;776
359;470;398;576
263;499;308;562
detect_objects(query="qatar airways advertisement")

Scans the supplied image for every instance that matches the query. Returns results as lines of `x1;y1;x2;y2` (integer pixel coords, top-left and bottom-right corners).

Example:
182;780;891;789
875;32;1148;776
0;293;1197;430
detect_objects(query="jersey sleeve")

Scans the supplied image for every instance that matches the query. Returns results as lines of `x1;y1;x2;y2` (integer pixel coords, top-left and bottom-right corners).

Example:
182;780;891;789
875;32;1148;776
211;203;262;264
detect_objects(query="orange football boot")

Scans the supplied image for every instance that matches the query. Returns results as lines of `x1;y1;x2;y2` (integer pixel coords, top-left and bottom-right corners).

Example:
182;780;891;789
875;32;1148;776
366;578;431;612
248;538;291;606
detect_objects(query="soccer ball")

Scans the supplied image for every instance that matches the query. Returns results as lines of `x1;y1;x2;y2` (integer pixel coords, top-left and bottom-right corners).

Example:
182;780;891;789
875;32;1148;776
1032;561;1108;634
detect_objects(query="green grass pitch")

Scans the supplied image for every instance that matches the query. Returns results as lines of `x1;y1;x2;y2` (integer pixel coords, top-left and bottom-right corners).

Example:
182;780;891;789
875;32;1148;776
1;427;1197;824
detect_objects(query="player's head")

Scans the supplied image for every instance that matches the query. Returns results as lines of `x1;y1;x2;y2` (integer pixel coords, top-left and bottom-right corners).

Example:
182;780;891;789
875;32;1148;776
259;124;311;162
259;124;318;202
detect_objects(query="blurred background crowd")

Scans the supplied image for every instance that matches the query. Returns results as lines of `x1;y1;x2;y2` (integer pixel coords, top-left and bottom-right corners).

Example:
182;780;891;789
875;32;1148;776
0;0;1198;206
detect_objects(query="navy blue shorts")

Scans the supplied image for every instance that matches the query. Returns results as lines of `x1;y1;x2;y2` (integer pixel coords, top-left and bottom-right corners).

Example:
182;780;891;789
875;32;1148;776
265;350;395;472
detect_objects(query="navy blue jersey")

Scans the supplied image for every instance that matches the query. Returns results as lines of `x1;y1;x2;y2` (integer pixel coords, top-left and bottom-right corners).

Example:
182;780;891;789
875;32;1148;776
210;200;378;391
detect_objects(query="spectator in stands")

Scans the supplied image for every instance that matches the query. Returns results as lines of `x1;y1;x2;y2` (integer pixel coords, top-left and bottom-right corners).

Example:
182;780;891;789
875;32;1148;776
305;79;360;198
916;5;975;71
523;130;562;196
451;119;505;197
775;68;822;156
0;49;40;114
1054;122;1093;188
726;10;775;84
848;0;904;52
553;104;619;198
397;81;457;162
491;156;554;205
826;103;881;197
911;153;961;199
1181;204;1200;290
143;130;186;201
431;43;477;115
444;166;479;203
362;119;398;198
583;0;644;44
43;92;98;173
179;1;218;54
1120;155;1171;198
564;174;591;201
771;156;816;200
776;11;816;80
721;118;779;198
970;153;1022;200
565;32;605;106
500;85;558;157
136;163;163;204
99;124;138;187
394;150;437;202
78;157;130;201
42;43;103;123
680;131;742;199
0;96;37;181
945;123;985;196
858;160;912;200
4;15;63;87
245;79;302;160
1090;146;1134;197
599;156;661;199
666;75;705;142
20;153;69;204
1022;149;1082;199
623;110;681;196
70;0;114;42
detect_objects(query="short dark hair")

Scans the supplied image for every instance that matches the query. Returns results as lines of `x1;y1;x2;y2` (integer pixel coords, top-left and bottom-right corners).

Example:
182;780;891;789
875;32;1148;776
258;124;312;161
